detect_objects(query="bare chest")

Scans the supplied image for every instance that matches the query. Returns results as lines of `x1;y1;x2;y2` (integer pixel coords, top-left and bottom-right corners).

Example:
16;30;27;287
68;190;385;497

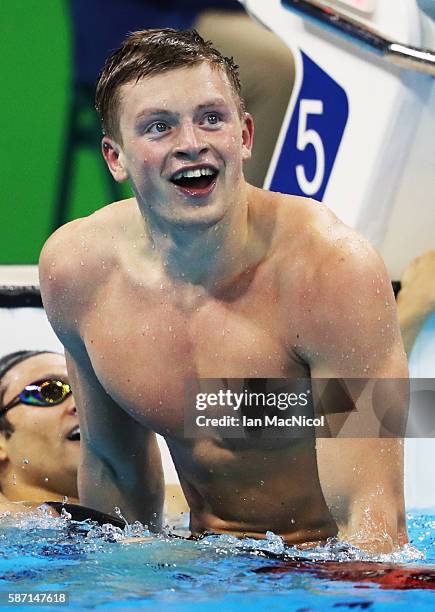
81;271;306;434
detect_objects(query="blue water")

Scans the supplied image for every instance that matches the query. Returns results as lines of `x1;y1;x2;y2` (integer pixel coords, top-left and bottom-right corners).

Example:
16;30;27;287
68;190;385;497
0;511;434;611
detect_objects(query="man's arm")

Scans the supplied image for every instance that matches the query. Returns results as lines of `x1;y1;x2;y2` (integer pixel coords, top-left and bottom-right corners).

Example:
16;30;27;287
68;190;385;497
397;251;435;355
39;227;164;528
301;232;408;552
65;348;164;527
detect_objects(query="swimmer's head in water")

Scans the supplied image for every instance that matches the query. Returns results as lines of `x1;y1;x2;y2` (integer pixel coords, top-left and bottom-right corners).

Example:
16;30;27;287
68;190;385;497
95;28;245;143
0;350;79;500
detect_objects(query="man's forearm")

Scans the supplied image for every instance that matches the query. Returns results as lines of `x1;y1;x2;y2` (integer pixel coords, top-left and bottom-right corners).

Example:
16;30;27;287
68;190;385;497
79;454;164;530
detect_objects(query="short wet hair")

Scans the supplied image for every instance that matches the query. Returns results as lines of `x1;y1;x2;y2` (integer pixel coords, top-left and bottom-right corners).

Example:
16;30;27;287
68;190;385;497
0;350;56;438
95;28;245;142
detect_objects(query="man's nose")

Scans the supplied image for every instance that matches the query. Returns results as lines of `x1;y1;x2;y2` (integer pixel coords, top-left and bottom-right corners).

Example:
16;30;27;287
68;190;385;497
173;124;208;160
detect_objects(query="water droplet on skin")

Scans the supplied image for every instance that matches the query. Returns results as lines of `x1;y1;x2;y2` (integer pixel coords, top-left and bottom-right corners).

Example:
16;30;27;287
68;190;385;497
260;480;264;487
80;260;84;266
22;458;30;465
12;474;16;485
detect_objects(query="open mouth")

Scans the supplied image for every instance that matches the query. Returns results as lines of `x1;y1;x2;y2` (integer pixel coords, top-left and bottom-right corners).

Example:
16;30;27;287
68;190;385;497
170;166;218;197
66;425;80;442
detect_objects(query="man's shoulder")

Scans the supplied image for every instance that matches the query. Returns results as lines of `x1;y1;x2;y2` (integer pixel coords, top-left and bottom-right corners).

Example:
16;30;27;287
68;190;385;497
39;198;137;323
256;189;338;235
259;191;363;258
40;198;136;272
258;191;385;295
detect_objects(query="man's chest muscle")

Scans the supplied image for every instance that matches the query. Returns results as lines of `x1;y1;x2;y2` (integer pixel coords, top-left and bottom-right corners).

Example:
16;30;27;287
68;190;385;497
81;279;302;432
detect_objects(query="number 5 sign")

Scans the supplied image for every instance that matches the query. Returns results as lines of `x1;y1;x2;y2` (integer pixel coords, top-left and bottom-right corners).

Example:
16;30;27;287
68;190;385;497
269;52;349;201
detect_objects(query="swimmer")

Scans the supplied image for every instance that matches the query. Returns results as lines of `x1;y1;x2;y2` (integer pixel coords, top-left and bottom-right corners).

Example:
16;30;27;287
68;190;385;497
0;351;79;514
40;29;408;552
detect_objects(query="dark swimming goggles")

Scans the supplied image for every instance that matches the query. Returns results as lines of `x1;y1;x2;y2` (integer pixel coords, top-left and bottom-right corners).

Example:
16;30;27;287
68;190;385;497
0;378;72;417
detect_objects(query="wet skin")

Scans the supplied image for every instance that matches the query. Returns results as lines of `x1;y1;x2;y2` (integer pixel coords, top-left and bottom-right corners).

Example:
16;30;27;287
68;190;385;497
40;64;408;550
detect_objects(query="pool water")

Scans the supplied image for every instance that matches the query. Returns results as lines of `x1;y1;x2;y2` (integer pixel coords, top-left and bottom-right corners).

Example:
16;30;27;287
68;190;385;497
0;510;434;611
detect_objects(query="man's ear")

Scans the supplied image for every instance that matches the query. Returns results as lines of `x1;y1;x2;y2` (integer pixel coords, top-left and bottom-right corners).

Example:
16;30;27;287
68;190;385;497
101;137;128;183
241;112;254;162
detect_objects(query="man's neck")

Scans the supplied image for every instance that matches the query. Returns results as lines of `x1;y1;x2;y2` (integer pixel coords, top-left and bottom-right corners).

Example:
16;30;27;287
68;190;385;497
142;184;258;290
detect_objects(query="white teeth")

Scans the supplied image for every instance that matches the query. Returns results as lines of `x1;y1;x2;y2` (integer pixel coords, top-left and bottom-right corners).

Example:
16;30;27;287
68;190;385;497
200;168;214;176
172;167;215;181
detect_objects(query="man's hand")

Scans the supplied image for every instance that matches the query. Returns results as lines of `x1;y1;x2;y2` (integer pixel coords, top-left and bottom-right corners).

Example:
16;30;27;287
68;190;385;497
397;251;435;354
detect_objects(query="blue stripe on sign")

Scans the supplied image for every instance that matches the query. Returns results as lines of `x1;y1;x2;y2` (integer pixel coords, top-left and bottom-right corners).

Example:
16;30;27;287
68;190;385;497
270;51;349;201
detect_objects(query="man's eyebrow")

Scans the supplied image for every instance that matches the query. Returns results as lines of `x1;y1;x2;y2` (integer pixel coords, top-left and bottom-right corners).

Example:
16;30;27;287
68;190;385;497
135;109;176;121
196;99;229;111
135;99;230;121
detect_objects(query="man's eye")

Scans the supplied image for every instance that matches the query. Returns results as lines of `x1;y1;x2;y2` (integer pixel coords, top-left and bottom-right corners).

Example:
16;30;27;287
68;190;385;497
205;113;221;126
148;122;169;134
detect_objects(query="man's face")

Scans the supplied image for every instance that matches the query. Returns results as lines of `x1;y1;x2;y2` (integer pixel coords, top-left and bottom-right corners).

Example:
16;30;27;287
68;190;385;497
103;62;254;227
0;354;79;498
